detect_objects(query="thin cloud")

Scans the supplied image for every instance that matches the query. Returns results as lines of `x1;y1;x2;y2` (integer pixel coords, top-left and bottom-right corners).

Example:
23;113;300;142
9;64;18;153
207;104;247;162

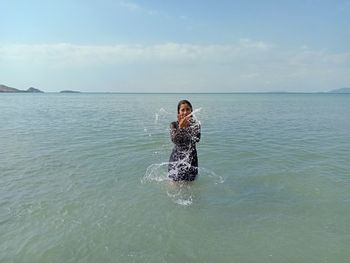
118;0;159;16
0;40;276;66
1;41;348;67
1;40;349;92
119;1;141;11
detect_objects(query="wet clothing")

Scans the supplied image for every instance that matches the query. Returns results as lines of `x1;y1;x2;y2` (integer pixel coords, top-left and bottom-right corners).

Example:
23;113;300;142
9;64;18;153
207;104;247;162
168;119;201;181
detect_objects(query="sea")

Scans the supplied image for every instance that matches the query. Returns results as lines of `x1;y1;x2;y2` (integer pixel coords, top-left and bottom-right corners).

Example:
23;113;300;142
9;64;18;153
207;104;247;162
1;93;350;263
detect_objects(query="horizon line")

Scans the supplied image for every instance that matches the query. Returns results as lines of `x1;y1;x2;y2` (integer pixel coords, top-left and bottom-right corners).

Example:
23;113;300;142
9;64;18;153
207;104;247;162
9;91;350;94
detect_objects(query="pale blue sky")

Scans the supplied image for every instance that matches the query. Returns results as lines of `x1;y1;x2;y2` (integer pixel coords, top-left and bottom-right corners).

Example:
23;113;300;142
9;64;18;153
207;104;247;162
1;0;349;92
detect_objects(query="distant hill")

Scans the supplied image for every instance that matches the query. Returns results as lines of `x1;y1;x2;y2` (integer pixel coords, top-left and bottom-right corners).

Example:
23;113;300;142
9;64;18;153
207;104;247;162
328;88;350;93
0;84;44;93
26;87;44;93
60;90;81;93
0;84;19;92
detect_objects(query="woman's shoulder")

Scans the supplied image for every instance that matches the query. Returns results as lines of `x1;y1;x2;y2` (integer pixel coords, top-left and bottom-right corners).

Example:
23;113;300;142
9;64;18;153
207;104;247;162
170;121;178;128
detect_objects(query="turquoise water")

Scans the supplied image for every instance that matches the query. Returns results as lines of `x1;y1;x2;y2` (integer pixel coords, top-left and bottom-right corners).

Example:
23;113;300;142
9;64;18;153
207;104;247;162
1;93;350;262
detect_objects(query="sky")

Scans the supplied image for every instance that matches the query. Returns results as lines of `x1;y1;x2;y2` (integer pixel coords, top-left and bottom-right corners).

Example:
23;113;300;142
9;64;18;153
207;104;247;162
1;0;349;92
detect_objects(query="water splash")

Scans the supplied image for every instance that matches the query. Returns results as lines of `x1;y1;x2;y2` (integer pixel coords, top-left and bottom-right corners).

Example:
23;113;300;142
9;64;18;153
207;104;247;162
186;107;202;118
142;162;170;183
154;108;171;124
166;184;193;206
142;162;194;206
142;162;224;206
159;108;170;114
198;167;225;184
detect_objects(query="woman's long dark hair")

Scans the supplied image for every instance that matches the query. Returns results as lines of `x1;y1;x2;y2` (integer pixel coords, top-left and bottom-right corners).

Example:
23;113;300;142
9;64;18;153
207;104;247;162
177;100;193;113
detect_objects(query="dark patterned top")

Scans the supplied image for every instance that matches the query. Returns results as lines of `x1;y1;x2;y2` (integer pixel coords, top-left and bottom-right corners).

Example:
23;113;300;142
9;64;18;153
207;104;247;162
168;119;201;181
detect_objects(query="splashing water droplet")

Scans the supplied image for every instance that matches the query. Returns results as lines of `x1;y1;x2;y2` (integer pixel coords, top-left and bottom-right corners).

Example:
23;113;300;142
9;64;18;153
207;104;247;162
142;163;170;183
186;107;202;118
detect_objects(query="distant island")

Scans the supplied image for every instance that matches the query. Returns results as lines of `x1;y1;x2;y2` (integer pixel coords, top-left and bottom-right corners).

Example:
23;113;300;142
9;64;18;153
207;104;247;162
2;83;350;94
328;88;350;93
0;84;44;93
60;90;81;93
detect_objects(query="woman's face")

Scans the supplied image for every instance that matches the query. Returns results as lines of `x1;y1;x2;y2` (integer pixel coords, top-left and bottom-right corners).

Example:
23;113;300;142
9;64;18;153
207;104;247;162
178;103;192;117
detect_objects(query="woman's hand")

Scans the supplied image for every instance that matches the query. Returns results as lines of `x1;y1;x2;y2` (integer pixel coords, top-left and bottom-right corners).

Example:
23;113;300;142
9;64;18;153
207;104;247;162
178;114;190;128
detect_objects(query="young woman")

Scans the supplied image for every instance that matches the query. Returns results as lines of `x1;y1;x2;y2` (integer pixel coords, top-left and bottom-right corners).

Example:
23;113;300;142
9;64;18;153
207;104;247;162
168;100;201;181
